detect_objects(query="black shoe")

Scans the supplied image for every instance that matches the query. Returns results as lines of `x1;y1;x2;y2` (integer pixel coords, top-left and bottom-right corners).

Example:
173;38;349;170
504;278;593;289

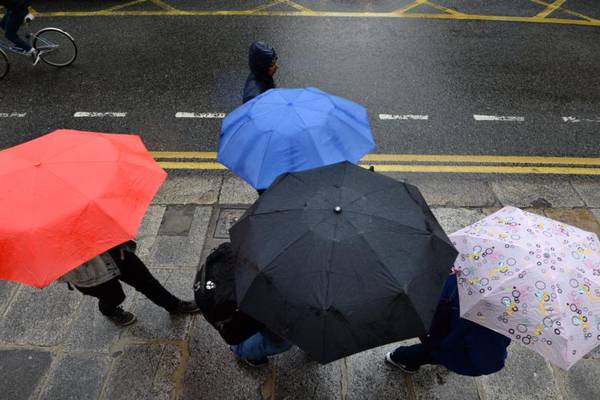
232;353;268;368
385;352;419;374
107;307;137;327
244;358;268;368
170;300;201;314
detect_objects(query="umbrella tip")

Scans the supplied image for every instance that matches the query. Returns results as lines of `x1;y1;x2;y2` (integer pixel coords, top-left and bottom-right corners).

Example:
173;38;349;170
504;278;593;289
334;206;342;213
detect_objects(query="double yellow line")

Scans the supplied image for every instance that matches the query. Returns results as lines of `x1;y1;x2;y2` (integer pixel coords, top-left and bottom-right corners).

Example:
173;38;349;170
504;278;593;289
152;152;600;175
27;0;600;28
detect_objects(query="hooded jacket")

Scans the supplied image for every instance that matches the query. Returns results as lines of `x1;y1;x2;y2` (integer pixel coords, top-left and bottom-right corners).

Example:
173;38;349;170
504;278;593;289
422;274;511;376
242;41;277;104
58;241;137;288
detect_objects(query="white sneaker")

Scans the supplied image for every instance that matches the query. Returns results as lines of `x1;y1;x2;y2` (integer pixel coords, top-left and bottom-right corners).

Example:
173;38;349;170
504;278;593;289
385;352;419;374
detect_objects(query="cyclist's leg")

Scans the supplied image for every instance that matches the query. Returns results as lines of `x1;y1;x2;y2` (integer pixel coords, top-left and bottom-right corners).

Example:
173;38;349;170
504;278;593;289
4;8;31;51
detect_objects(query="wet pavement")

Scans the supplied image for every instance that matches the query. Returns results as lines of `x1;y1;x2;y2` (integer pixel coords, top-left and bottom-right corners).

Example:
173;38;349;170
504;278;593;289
1;171;600;399
1;1;599;157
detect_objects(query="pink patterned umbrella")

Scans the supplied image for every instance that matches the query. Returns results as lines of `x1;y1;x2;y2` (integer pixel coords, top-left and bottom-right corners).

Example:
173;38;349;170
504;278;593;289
450;206;600;369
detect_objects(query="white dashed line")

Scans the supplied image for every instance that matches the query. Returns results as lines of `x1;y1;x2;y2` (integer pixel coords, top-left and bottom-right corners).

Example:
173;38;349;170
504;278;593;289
73;112;127;118
0;112;26;118
379;114;429;120
473;114;525;122
562;116;600;123
175;112;226;119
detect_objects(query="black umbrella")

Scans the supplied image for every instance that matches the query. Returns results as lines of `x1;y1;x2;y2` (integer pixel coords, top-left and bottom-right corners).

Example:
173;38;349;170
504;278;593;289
230;162;458;363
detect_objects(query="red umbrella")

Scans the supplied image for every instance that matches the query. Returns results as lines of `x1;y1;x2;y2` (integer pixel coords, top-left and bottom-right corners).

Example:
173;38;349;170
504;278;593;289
0;129;167;288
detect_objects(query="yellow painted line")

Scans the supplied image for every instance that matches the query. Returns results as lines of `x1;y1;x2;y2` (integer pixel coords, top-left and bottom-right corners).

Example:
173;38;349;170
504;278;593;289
31;9;600;27
157;161;600;175
151;151;218;159
149;0;177;11
423;1;466;17
158;161;226;170
363;165;600;175
530;0;600;22
104;0;147;12
361;154;600;166
535;0;567;19
249;0;288;14
151;151;600;167
281;0;316;14
393;0;428;15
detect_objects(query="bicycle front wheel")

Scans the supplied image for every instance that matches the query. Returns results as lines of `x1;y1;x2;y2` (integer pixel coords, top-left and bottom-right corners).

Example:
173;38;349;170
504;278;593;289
33;28;77;67
0;49;9;80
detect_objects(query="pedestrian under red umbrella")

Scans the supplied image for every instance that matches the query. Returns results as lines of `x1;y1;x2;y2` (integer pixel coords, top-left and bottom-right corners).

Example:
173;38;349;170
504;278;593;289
60;241;200;326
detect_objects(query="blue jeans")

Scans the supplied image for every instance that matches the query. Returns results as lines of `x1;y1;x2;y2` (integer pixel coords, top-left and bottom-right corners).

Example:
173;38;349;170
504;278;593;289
1;7;31;51
231;332;292;362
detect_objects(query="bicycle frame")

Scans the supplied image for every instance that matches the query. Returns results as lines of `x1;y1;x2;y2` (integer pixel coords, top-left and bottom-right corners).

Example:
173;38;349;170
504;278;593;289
0;21;58;56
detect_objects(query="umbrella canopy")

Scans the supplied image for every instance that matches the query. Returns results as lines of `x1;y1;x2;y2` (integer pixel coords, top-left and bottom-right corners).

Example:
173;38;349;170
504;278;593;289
230;162;458;363
450;206;600;369
217;87;375;189
0;129;166;288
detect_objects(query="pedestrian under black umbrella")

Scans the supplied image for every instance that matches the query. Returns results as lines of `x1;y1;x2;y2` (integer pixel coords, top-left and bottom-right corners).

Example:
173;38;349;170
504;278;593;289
230;161;458;364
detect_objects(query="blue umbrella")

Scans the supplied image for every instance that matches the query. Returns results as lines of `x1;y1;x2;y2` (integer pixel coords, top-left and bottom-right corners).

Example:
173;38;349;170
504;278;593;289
217;87;375;189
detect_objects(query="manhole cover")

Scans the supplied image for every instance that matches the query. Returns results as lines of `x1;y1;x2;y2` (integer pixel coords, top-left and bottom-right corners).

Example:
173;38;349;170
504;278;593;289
214;208;246;239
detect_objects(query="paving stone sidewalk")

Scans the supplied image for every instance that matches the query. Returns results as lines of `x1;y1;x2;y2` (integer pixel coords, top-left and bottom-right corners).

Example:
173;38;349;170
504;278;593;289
1;172;600;400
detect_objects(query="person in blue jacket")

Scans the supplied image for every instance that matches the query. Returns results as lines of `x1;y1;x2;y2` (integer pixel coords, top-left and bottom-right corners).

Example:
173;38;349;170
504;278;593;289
385;273;511;376
242;41;278;104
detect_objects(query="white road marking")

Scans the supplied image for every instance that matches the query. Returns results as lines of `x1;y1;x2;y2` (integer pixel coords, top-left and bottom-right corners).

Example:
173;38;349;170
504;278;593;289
562;116;600;123
379;114;429;120
473;114;525;122
175;112;226;119
0;112;26;118
73;112;127;118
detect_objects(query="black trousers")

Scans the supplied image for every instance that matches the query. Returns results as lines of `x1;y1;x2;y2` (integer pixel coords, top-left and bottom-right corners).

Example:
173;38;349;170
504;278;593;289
0;6;31;51
76;252;180;316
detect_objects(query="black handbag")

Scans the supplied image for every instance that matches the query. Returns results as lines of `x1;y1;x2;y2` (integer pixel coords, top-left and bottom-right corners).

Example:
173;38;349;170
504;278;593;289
194;242;262;345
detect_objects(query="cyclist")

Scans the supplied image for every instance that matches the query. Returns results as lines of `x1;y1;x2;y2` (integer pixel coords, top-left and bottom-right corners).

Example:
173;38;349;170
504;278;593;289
0;0;39;64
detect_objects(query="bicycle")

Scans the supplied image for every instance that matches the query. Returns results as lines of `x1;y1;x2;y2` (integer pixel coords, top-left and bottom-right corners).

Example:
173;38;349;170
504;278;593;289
0;16;77;79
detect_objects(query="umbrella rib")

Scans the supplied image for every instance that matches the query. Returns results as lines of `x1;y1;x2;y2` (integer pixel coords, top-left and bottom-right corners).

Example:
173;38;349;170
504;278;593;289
334;102;371;130
39;168;131;237
0;152;37;177
341;215;413;288
255;130;275;186
344;211;433;237
322;202;342;358
345;182;401;207
261;213;336;273
43;132;104;164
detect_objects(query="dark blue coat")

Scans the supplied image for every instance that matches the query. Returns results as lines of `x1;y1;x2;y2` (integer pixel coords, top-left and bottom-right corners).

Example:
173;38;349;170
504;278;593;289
242;41;277;104
422;274;511;376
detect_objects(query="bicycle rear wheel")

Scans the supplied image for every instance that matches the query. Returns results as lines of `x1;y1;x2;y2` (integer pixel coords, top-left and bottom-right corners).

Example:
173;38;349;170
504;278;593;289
0;49;9;80
33;28;77;67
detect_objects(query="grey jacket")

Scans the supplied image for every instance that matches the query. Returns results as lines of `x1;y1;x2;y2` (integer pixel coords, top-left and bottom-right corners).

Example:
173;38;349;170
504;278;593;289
59;252;120;288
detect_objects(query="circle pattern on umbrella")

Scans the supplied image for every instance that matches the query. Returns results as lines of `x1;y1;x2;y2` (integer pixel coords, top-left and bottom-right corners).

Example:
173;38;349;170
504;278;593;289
451;206;600;370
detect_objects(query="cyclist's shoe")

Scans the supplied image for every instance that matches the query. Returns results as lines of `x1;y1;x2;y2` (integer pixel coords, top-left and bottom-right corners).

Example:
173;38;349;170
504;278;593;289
29;49;41;66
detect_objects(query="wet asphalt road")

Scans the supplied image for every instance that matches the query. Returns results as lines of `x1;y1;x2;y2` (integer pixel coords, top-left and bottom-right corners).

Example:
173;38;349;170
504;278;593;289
0;1;599;157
